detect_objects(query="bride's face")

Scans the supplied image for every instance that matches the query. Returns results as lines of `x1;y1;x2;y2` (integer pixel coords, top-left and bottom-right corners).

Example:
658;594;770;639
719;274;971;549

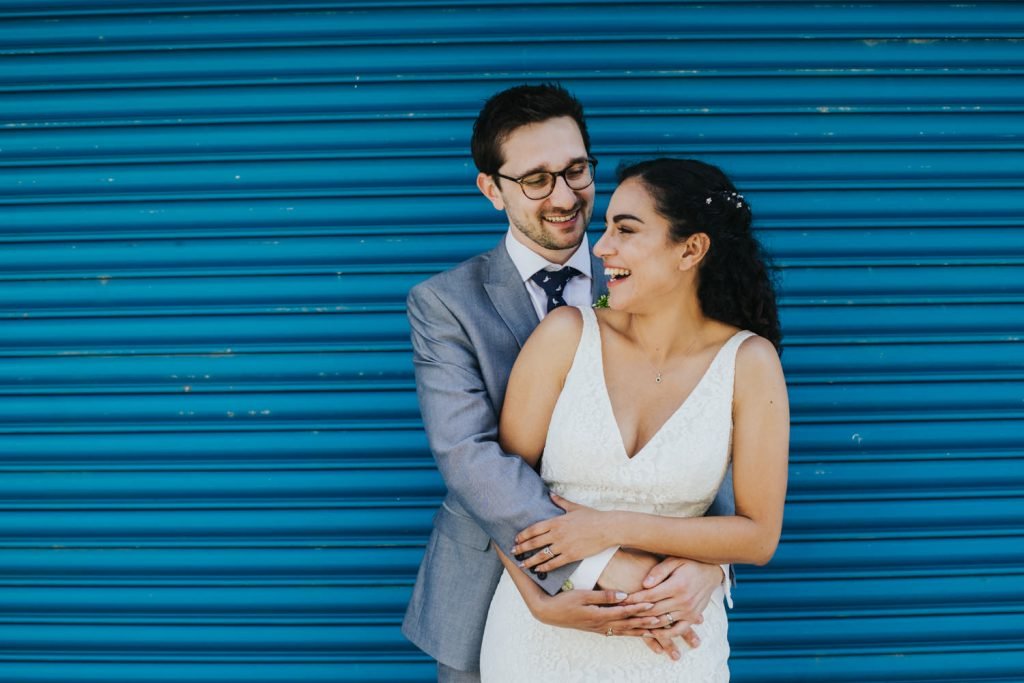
593;178;698;311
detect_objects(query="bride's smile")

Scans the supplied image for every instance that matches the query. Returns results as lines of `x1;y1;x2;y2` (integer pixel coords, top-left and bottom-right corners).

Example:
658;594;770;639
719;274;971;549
594;177;708;315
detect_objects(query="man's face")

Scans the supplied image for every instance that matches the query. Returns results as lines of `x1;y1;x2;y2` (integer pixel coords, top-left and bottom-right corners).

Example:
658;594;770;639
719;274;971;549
477;116;594;262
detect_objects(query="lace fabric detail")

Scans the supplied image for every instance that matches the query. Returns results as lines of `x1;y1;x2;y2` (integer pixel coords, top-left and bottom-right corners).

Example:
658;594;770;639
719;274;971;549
480;307;753;681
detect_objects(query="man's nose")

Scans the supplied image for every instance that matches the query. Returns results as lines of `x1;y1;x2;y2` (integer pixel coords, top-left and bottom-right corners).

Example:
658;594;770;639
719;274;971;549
548;175;577;207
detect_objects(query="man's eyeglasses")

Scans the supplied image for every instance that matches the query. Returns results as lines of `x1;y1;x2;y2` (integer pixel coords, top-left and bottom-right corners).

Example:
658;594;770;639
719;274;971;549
495;159;597;200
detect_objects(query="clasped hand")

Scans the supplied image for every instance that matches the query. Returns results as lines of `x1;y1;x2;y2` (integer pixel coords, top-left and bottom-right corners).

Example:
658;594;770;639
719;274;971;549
513;493;612;573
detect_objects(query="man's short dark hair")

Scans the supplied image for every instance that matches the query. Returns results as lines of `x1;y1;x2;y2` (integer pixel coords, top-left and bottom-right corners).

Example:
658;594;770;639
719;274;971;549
471;83;591;177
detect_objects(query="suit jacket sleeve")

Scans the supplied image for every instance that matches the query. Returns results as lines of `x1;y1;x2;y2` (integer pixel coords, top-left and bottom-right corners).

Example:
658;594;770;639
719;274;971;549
408;282;578;595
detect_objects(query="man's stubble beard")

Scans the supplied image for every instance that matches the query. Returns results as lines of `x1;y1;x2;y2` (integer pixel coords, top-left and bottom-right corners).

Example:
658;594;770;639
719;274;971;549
508;203;592;253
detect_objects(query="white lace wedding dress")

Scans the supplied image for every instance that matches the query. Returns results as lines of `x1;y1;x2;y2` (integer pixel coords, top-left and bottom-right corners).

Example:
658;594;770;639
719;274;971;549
479;306;753;682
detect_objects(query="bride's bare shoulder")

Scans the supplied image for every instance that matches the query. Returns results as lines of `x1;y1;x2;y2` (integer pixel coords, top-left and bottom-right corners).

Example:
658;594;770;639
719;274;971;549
519;306;585;372
535;305;584;339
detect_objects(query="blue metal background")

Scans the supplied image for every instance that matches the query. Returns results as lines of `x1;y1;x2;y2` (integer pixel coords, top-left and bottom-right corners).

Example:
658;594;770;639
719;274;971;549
1;2;1022;681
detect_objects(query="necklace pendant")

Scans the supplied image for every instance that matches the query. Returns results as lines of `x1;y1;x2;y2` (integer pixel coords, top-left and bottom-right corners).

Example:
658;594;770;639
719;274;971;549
655;373;662;384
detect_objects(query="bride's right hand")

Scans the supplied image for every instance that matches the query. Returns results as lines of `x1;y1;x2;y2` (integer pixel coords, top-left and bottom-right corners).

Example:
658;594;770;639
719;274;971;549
495;543;657;637
597;549;697;661
530;588;657;636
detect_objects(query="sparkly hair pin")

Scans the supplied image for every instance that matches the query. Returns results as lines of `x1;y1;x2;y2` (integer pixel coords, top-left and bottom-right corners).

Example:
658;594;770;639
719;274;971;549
705;191;745;209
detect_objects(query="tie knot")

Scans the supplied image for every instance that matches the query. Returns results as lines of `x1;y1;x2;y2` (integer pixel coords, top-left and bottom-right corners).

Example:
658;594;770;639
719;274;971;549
530;267;581;313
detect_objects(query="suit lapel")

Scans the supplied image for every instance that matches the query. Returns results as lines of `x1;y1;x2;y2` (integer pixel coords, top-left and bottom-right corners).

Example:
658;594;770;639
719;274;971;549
484;237;609;348
589;247;608;301
483;243;539;349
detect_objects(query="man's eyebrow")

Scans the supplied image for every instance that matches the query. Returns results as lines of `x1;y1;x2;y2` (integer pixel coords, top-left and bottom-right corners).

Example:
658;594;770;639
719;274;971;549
611;213;644;223
514;156;590;177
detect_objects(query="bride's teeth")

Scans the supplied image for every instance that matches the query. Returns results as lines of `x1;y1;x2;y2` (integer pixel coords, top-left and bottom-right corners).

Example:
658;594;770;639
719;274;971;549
604;267;631;279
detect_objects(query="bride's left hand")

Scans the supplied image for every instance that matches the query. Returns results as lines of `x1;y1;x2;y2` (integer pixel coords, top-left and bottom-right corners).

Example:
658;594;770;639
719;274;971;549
513;493;614;572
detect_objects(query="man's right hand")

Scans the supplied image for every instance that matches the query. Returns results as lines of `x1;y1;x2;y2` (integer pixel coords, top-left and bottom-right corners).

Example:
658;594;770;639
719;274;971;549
530;589;656;636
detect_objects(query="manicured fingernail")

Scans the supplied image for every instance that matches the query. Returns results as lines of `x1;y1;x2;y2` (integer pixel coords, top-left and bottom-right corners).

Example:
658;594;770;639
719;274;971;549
671;650;681;661
648;617;660;626
615;592;628;600
643;578;654;587
641;631;653;638
641;602;654;610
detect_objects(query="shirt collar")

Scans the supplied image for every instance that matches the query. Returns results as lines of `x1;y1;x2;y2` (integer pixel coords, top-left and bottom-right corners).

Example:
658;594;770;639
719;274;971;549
504;227;593;283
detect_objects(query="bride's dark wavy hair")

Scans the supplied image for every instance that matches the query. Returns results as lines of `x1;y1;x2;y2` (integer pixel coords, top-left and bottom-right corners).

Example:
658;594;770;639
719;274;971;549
617;158;782;352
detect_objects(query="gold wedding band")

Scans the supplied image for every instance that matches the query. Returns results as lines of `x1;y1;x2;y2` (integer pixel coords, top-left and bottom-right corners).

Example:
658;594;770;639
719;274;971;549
605;627;614;637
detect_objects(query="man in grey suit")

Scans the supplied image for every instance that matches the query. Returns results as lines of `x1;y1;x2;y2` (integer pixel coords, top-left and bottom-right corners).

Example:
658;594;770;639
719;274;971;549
402;84;734;682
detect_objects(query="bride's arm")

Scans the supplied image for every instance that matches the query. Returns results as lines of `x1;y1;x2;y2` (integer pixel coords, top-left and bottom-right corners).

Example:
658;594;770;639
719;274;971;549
515;335;789;568
498;307;582;467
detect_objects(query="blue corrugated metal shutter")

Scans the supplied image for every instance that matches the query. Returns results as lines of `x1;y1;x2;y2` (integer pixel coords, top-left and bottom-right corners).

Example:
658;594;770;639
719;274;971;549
1;2;1021;680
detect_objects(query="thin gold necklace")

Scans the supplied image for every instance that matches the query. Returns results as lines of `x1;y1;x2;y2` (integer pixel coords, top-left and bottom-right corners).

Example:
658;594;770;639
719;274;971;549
632;321;700;384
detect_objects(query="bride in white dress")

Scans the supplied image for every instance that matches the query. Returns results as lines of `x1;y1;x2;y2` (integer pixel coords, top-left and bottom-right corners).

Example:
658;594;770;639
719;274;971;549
479;158;790;681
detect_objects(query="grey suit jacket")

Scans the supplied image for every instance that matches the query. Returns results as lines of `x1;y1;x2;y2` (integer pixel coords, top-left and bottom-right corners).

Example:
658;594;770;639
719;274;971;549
401;239;735;671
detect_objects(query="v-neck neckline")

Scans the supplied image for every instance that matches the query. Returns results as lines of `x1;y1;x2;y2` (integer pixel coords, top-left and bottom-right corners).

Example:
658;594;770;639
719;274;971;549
592;311;743;461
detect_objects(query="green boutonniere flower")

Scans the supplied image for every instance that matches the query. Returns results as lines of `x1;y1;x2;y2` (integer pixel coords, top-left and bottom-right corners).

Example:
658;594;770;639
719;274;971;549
593;294;609;309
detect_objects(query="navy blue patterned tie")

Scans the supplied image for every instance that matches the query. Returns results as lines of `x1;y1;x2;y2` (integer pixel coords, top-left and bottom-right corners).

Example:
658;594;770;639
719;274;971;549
530;266;582;313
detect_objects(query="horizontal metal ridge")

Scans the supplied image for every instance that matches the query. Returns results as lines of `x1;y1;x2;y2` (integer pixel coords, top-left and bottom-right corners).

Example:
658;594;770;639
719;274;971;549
0;419;1017;467
3;264;1021;309
3;299;1024;318
0;382;1021;426
0;504;1018;543
4;219;1022;244
4;75;1023;126
1;342;1022;390
2;3;1015;44
4;142;1023;169
3;65;1023;92
4;189;1023;234
5;150;1022;196
3;110;1023;144
0;661;435;682
2;605;1022;628
0;459;1016;505
2;4;1022;48
2;227;1015;264
7;184;1024;208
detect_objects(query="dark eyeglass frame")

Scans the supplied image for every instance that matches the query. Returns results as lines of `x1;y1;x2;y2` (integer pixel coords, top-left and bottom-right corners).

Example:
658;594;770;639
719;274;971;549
494;158;598;200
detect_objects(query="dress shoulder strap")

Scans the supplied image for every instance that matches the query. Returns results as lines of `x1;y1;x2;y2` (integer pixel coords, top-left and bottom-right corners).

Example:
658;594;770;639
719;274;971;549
561;305;602;382
716;329;758;393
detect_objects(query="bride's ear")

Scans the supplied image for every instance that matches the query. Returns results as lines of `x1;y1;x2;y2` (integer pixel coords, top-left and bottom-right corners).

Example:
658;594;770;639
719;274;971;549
678;232;711;271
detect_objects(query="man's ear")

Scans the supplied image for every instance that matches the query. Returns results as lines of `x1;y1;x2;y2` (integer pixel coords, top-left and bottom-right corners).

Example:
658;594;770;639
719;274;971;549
477;172;505;211
678;233;711;272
